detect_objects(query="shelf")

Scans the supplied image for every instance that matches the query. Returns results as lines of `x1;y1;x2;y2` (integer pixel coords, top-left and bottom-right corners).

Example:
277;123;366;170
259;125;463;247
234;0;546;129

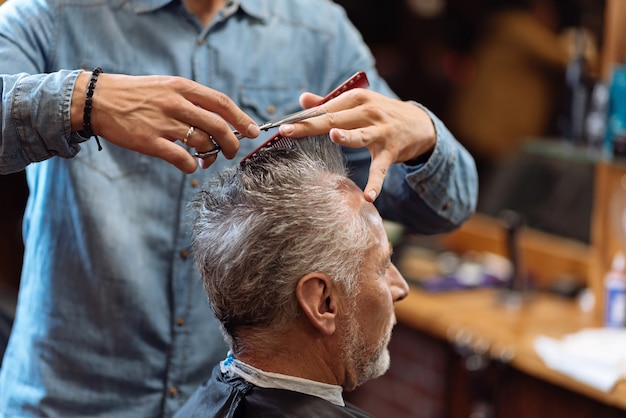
437;213;592;288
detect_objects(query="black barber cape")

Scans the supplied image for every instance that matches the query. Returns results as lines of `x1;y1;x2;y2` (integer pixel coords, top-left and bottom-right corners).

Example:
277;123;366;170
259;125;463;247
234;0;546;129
174;364;374;417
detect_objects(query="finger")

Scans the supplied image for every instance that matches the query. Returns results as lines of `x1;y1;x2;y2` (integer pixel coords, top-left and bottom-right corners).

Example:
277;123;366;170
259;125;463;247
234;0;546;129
328;126;372;148
188;110;242;158
364;151;394;203
197;153;218;169
186;86;260;138
139;137;199;174
181;126;218;153
279;108;361;138
299;92;324;109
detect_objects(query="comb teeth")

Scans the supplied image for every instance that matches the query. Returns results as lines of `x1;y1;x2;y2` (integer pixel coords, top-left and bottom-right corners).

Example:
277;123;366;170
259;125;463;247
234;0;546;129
240;135;296;164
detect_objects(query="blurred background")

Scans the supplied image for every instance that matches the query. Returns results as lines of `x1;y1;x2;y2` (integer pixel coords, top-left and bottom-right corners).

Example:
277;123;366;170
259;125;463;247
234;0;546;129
336;0;605;244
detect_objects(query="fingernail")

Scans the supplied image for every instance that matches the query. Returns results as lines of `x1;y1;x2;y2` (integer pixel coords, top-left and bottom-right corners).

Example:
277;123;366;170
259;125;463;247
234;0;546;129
280;124;294;135
366;189;377;201
330;128;345;143
247;123;260;137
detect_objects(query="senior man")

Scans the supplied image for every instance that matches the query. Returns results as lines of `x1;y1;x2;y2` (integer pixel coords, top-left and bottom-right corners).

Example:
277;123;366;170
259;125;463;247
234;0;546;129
177;135;410;417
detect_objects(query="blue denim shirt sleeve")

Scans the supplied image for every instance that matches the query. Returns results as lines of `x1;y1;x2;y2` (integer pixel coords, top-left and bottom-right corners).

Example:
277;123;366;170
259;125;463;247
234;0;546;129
0;71;87;174
344;100;477;234
375;104;477;234
0;0;90;174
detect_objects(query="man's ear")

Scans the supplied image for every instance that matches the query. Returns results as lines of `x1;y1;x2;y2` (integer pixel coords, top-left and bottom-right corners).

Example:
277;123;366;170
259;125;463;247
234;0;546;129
296;273;337;336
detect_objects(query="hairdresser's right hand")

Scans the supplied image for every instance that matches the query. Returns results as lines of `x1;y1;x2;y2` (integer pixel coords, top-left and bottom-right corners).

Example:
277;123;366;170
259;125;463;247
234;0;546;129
71;72;260;173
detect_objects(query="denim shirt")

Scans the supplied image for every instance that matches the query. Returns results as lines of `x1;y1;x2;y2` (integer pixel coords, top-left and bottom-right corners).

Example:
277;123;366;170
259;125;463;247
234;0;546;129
0;0;477;417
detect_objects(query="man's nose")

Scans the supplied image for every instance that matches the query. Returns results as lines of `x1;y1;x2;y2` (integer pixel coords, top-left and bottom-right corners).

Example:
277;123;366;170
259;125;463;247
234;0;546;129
388;264;409;301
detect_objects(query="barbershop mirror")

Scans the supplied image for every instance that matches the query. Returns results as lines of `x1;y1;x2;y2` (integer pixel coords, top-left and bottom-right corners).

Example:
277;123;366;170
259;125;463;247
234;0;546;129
476;151;595;243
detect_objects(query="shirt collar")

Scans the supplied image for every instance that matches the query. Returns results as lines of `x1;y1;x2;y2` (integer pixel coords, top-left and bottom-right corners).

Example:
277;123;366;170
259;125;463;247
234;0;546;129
220;353;346;407
126;0;270;20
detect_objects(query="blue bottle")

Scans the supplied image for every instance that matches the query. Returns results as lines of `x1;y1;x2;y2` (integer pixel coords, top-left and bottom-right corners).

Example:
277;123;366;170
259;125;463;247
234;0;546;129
605;66;626;157
604;251;626;328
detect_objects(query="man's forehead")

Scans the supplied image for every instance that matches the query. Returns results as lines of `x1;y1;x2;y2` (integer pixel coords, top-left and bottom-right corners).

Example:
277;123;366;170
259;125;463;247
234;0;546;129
341;178;373;209
337;176;386;245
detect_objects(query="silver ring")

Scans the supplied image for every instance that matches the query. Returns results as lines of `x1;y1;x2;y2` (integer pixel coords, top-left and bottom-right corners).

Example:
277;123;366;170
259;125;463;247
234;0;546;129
193;136;221;159
183;126;195;144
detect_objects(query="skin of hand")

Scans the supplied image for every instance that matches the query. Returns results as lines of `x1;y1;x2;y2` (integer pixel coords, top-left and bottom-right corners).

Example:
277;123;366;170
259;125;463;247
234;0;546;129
71;71;261;173
278;89;436;202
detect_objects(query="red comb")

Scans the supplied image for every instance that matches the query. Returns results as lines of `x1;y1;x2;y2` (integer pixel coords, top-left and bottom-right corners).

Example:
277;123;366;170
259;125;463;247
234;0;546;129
240;71;370;165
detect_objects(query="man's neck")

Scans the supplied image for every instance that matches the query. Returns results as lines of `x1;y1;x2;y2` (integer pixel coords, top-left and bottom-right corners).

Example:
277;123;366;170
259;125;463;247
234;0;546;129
184;0;226;26
236;335;344;387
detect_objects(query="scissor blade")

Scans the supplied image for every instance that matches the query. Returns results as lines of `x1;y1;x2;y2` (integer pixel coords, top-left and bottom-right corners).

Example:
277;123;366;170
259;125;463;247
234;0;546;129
258;105;328;131
232;106;326;140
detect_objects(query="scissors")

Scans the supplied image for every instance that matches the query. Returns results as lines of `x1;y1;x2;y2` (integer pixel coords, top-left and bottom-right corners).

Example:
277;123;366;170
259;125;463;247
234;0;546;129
194;71;369;159
244;106;330;139
193;105;329;158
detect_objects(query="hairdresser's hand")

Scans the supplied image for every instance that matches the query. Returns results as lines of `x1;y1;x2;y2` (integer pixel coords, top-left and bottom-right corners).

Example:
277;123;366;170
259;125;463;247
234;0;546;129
71;72;260;173
278;89;436;202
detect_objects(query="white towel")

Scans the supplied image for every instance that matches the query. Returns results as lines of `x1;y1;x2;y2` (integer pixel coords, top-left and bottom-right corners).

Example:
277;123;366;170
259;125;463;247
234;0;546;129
534;328;626;392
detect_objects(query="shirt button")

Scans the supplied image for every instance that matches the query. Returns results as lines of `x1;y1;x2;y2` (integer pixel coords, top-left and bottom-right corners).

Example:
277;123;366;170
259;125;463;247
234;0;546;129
190;179;199;188
176;317;185;327
180;249;190;259
442;202;450;211
266;105;276;114
169;386;178;397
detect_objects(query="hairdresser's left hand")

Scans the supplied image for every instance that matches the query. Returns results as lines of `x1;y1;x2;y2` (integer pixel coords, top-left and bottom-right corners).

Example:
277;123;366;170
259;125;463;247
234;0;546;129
278;89;436;202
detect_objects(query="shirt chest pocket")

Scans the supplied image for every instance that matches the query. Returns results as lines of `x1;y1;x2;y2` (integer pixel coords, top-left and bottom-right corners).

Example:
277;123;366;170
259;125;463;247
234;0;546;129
238;82;304;125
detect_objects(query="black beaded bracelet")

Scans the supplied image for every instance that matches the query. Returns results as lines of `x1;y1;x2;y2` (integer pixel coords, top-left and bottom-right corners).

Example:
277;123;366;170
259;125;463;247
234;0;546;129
79;67;103;151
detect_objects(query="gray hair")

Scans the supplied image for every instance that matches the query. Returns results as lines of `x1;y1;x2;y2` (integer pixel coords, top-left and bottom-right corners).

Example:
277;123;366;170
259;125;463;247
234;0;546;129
190;135;373;353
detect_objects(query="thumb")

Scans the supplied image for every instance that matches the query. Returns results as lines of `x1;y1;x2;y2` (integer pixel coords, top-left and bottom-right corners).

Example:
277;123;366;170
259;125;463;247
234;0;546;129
299;92;324;109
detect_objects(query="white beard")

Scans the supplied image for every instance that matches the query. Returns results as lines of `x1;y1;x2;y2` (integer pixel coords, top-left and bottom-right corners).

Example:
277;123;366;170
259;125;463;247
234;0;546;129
341;312;394;387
